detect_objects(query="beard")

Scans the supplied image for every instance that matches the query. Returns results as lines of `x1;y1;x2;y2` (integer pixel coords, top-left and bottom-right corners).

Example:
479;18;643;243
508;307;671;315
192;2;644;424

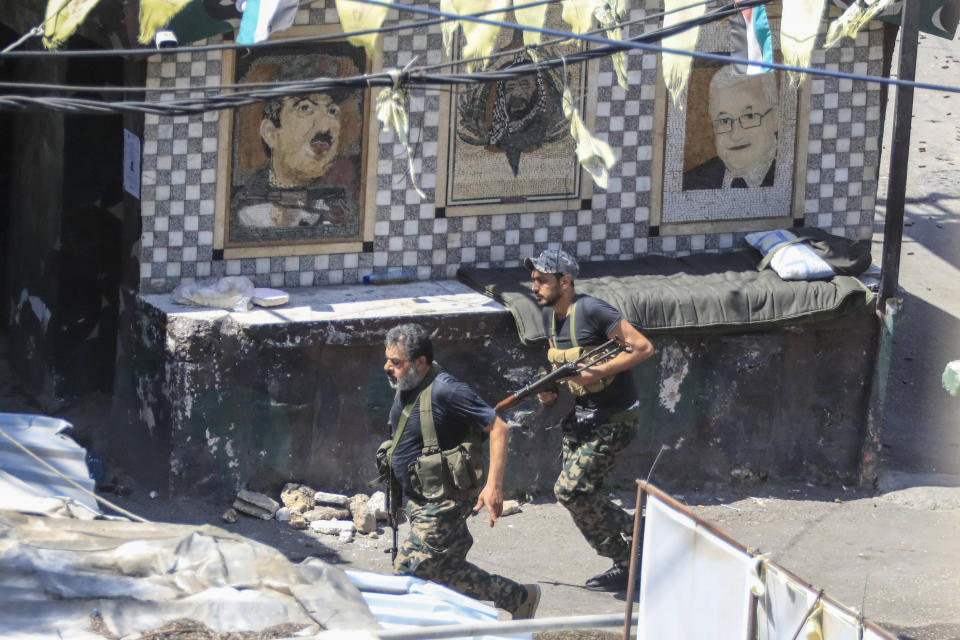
387;365;421;391
534;288;560;307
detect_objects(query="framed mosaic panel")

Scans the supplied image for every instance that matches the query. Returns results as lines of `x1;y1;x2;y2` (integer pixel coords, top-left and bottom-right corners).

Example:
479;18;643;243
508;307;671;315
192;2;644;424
651;11;811;236
214;25;379;258
435;6;599;217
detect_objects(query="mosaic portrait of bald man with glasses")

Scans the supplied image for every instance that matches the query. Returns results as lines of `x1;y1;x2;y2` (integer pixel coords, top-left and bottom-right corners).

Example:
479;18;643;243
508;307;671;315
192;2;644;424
683;65;780;191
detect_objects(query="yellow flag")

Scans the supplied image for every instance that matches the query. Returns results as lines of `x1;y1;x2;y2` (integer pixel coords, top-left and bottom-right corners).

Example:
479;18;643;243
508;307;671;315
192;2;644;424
440;0;459;59
43;0;102;49
662;0;705;106
563;86;616;189
781;0;827;85
825;0;895;49
138;0;193;45
514;2;548;49
336;0;393;61
561;0;598;34
595;2;628;91
451;0;508;71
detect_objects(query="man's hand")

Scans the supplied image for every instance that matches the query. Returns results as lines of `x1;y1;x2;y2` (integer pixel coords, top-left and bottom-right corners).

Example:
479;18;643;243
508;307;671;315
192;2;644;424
565;365;603;388
537;389;558;405
473;482;503;527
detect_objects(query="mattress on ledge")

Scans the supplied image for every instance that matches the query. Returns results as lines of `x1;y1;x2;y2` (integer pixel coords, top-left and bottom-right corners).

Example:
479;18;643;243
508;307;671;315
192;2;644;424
456;249;875;344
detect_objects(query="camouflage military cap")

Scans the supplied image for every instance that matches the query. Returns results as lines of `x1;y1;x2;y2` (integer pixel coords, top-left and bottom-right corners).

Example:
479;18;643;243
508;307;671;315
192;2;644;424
524;249;580;278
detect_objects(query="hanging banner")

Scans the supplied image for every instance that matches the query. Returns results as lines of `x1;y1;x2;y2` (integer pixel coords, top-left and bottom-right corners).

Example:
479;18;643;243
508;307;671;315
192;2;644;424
335;0;393;61
43;0;102;49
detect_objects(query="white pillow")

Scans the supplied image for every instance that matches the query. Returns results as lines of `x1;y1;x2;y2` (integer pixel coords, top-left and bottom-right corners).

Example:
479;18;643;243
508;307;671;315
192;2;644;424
744;229;835;280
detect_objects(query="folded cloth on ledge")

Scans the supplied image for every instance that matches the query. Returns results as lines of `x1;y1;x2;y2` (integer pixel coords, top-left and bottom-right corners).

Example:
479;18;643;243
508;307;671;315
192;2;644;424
457;250;874;344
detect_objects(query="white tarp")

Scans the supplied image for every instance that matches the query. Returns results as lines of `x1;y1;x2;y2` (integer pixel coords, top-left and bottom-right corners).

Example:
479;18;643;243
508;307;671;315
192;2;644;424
347;570;530;640
0;412;100;518
0;510;378;639
638;492;755;639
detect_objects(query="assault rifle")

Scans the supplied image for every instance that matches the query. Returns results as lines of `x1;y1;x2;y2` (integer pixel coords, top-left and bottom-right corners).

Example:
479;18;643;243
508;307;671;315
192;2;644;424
495;338;630;412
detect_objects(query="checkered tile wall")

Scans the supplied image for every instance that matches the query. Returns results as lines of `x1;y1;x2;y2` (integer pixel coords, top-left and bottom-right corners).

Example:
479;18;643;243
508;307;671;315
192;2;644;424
139;1;884;293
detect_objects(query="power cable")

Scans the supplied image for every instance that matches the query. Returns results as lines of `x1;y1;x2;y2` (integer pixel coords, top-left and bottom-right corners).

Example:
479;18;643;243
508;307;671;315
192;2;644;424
2;0;960;116
0;0;717;95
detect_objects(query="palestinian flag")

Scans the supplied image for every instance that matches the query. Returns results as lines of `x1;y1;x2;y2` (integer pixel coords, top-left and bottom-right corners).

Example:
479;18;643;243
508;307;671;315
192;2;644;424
730;1;774;74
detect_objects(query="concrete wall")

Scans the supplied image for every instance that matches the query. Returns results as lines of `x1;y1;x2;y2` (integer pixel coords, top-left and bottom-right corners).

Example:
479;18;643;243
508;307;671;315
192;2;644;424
109;291;877;498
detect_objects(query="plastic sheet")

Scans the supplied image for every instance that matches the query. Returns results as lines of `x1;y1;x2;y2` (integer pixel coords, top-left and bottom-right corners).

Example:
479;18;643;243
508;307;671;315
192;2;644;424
171;275;256;312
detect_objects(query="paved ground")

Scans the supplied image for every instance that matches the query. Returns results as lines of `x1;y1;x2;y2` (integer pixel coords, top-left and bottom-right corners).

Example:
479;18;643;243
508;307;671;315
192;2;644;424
1;24;959;640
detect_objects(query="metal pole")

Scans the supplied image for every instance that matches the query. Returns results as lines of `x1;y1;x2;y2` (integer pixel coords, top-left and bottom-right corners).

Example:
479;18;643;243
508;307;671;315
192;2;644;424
375;613;630;639
878;0;921;304
623;482;646;640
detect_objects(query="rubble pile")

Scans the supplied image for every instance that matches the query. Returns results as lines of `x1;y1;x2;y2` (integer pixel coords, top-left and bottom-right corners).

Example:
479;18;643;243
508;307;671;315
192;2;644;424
227;485;524;545
228;484;390;543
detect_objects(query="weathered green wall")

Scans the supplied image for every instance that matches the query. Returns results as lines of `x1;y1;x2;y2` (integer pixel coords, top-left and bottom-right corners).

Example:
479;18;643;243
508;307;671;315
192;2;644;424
109;298;878;498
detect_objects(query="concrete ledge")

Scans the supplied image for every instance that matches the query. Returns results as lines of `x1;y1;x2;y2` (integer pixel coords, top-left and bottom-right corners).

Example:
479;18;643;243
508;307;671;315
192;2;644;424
140;280;507;331
110;282;880;498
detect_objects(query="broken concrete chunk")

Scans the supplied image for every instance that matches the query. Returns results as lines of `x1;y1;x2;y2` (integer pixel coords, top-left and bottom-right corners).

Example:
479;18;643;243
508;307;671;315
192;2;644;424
310;519;356;536
222;508;239;524
288;512;307;530
233;489;280;520
339;527;355;543
368;491;388;521
281;484;316;513
314;491;350;506
303;506;351;521
501;500;522;517
275;507;292;522
349;495;377;534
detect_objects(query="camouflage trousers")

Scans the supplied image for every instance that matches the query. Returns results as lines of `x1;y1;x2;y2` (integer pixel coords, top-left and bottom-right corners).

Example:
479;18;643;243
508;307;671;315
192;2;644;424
393;495;526;613
554;409;636;565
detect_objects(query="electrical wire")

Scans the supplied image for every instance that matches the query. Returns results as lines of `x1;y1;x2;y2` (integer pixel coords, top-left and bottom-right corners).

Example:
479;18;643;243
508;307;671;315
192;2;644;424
2;0;959;116
0;0;720;95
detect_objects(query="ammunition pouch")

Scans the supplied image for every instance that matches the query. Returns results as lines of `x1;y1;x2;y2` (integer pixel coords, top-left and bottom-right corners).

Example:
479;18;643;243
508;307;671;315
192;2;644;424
409;439;485;501
548;346;616;396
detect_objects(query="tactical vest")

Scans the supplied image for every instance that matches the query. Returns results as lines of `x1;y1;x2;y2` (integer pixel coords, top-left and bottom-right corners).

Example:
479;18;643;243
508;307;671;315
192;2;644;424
547;300;617;396
384;364;485;501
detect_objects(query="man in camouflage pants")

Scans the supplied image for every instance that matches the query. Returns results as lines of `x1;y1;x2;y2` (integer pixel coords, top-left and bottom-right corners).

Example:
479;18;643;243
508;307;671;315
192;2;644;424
383;323;540;618
525;249;655;591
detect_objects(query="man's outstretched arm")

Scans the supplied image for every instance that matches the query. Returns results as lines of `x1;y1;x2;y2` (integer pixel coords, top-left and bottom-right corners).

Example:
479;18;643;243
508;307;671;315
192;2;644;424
474;415;509;527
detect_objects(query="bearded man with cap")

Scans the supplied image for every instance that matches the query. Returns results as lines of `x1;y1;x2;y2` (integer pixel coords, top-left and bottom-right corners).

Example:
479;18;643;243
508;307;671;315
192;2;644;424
524;248;654;592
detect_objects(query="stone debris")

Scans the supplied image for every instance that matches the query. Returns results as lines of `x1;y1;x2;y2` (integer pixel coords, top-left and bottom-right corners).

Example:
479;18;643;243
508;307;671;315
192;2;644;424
272;486;393;541
289;512;307;530
222;508;239;524
501;500;522;517
303;506;351;521
310;519;356;537
233;490;280;520
314;491;350;507
349;494;377;534
368;491;388;521
280;484;316;513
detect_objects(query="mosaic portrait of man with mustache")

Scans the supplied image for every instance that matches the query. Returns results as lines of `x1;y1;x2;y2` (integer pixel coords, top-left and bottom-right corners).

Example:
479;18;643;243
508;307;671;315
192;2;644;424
228;49;364;237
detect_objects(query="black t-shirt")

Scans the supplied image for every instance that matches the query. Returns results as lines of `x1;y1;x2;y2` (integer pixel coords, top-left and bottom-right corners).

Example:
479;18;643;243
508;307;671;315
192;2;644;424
542;294;637;412
389;371;494;495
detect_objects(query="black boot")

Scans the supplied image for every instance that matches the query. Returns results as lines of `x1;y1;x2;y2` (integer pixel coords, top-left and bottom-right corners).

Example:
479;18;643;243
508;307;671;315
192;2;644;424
585;563;629;592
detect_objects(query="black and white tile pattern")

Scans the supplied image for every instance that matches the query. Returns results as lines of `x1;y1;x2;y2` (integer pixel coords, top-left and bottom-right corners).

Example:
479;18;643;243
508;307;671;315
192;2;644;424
139;1;884;293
